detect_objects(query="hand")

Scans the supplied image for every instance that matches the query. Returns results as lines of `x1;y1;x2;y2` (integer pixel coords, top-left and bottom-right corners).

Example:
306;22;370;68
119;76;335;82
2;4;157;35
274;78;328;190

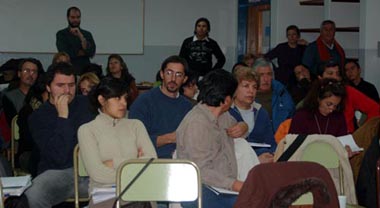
156;132;176;147
232;180;244;192
103;159;114;168
345;145;360;158
258;152;274;163
297;39;308;46
226;122;248;138
54;94;70;118
137;147;144;158
70;27;84;39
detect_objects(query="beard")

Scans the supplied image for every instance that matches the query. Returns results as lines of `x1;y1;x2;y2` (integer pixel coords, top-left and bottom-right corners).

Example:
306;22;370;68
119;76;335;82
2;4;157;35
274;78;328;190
165;81;179;93
68;21;80;28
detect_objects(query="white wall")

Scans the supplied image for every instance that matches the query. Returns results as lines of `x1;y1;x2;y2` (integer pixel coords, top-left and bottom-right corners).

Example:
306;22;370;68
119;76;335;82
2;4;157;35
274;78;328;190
0;0;238;82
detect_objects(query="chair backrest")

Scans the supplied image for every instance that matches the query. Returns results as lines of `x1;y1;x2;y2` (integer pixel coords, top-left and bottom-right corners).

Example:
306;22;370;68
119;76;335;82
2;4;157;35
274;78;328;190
116;159;201;208
300;141;344;195
73;144;89;208
10;115;19;171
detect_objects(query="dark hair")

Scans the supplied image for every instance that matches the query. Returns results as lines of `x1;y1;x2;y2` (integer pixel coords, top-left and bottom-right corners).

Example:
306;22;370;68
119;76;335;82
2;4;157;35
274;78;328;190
24;73;47;107
18;58;44;74
286;25;300;37
231;62;248;74
180;71;197;95
67;6;81;17
193;17;210;36
197;69;237;107
106;54;135;84
160;55;189;74
46;62;76;86
89;77;129;112
320;20;336;31
302;78;346;112
344;60;360;70
83;63;104;79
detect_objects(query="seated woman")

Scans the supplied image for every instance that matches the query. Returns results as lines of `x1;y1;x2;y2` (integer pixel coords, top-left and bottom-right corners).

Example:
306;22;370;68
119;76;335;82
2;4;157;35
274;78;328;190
51;52;71;64
78;72;100;96
78;77;157;207
106;54;138;108
289;78;347;136
229;67;277;163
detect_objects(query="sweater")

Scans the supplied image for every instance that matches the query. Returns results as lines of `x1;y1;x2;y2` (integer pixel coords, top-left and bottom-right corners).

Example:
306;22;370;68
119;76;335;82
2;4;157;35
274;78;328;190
28;96;94;174
78;112;157;192
129;87;192;158
229;102;277;155
179;36;225;77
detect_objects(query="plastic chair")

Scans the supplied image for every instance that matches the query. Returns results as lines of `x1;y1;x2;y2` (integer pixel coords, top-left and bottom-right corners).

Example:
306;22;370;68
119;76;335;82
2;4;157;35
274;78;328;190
300;142;344;195
116;159;202;208
73;144;89;208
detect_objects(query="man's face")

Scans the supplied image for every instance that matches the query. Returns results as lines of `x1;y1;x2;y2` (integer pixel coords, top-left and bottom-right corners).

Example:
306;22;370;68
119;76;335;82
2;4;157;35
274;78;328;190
322;66;342;81
344;62;361;82
294;65;311;82
287;29;299;45
18;61;38;87
195;21;208;38
256;66;273;92
320;23;335;44
47;73;76;104
67;9;81;28
160;63;187;94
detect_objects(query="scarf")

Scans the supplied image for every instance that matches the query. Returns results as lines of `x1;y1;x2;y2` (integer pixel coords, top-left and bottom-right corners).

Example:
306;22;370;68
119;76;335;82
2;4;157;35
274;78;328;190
316;36;345;68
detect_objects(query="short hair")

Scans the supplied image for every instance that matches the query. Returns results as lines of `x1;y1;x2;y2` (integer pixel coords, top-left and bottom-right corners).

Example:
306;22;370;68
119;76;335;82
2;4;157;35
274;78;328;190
46;62;76;86
344;60;361;70
160;55;189;74
18;58;44;73
78;72;100;86
243;53;257;64
286;25;300;37
193;17;210;36
197;69;237;107
302;78;346;112
320;60;341;77
231;62;248;74
67;6;81;17
252;58;273;72
180;71;197;95
89;77;129;112
233;67;260;87
52;52;71;64
320;20;336;31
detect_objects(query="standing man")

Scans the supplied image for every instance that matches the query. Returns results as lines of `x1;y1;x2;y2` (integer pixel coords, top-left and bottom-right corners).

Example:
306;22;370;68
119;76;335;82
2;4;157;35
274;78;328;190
302;20;346;76
179;17;225;78
129;55;193;158
25;63;94;207
56;7;96;74
344;60;380;103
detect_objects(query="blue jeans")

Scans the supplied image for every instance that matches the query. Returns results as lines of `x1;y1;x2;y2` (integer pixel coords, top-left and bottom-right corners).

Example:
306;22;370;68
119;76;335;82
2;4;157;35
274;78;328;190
25;168;89;208
181;185;237;208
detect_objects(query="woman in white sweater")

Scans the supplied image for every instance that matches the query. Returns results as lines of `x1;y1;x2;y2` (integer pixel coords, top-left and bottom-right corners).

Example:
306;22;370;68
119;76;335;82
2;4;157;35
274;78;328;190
78;77;157;207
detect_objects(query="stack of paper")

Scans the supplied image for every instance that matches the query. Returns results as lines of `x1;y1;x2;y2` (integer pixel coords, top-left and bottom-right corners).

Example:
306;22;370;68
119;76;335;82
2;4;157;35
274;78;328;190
249;142;271;148
1;175;32;196
337;135;364;152
91;186;116;204
206;185;239;195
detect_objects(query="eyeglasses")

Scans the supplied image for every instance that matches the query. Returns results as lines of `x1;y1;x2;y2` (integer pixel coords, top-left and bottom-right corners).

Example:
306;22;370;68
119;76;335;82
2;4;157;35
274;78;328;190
164;70;184;79
21;68;38;75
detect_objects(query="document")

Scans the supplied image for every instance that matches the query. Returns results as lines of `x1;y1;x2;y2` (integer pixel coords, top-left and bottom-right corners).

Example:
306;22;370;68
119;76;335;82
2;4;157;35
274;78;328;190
337;134;364;152
1;175;32;196
91;186;116;204
206;185;239;195
249;142;271;148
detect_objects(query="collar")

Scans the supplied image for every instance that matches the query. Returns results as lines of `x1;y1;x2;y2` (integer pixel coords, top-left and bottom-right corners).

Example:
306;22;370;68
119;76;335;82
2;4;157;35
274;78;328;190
231;101;261;113
97;109;122;127
159;86;180;98
196;103;218;123
193;35;209;42
322;40;335;50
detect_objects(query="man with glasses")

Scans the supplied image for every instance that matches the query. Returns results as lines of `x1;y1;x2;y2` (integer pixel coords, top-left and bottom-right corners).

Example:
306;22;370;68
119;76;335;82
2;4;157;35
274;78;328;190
2;58;42;125
129;55;192;159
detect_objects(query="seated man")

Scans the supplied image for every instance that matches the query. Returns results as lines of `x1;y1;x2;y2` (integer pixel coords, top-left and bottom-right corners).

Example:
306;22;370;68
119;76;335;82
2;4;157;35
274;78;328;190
25;63;94;207
177;69;244;208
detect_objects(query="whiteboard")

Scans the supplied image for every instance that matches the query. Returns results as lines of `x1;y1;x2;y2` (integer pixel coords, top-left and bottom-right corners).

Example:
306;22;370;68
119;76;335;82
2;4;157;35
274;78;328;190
0;0;144;54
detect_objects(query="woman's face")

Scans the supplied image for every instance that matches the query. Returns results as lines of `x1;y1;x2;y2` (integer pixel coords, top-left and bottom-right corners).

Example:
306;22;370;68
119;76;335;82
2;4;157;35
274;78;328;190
287;29;299;45
183;82;198;99
79;79;95;96
108;58;123;76
318;95;342;116
100;93;128;119
234;79;258;109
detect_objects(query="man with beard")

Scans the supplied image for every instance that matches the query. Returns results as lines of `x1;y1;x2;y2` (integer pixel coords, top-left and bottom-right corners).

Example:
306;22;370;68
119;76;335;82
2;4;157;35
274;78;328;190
129;55;192;158
25;63;94;207
2;58;43;125
56;6;96;74
288;64;313;107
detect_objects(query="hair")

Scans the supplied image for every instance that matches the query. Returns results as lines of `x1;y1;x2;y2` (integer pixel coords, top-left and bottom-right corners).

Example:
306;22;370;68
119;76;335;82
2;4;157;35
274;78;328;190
319;60;342;77
286;25;300;37
252;58;273;72
233;67;260;87
180;71;197;95
160;55;189;74
78;72;100;86
302;78;346;112
320;20;336;31
18;58;44;73
197;69;237;107
344;60;361;70
67;6;81;17
89;77;129;112
231;62;248;74
46;62;76;86
193;17;210;36
243;53;257;64
24;73;47;108
52;52;71;65
82;63;103;79
106;54;135;84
